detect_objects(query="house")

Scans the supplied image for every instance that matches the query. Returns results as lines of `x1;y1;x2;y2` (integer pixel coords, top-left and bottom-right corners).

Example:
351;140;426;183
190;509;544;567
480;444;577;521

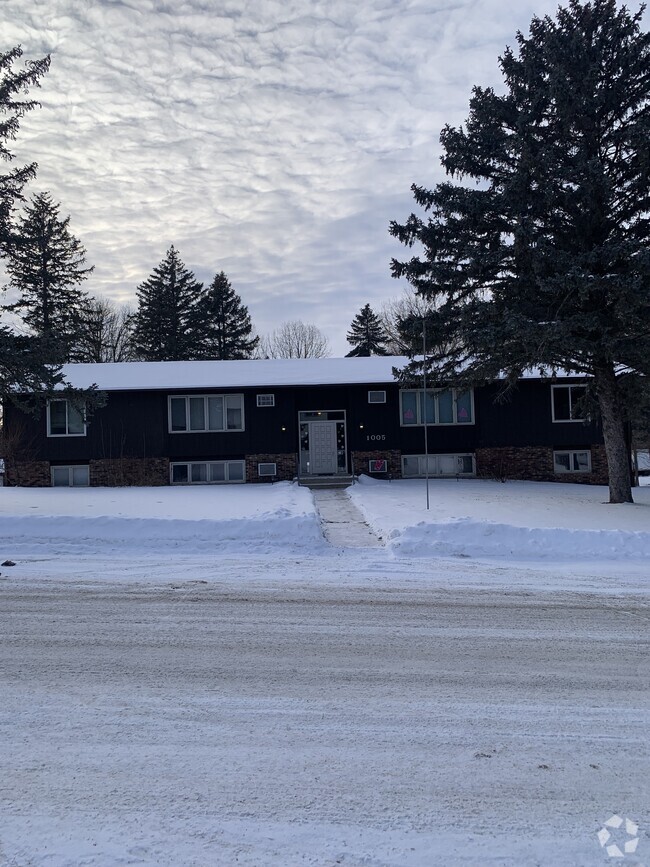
2;356;610;487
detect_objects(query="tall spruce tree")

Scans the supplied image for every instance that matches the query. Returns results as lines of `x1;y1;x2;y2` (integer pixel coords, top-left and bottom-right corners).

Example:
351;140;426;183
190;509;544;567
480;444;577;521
3;192;93;362
133;246;205;361
390;0;650;504
0;47;50;245
0;48;69;399
195;271;258;359
346;304;389;357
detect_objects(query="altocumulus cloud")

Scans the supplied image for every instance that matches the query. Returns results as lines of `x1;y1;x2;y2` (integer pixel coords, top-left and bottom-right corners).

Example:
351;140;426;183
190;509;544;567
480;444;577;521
6;0;644;352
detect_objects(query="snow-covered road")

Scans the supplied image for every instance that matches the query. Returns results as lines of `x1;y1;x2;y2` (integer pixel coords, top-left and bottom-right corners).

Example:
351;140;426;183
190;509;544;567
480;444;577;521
1;574;648;866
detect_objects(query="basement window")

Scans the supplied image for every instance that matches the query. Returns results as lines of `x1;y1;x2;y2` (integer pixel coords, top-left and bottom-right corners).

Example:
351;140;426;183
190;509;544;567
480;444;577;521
51;465;89;487
170;460;246;484
402;454;475;477
553;450;591;473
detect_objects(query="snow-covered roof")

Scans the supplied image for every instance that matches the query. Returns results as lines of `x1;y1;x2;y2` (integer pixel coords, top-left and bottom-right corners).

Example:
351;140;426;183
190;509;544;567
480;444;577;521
58;356;582;392
60;357;411;391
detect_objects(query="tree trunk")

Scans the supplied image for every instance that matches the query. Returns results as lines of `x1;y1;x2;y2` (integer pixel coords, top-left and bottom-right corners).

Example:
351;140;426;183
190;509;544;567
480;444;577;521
594;364;633;504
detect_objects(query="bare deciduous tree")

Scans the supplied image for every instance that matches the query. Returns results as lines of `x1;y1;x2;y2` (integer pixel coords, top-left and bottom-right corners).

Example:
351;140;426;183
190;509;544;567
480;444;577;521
76;298;137;363
258;320;330;359
380;291;438;355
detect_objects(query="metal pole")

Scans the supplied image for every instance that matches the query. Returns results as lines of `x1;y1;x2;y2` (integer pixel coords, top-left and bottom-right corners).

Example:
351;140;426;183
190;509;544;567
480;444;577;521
422;318;430;510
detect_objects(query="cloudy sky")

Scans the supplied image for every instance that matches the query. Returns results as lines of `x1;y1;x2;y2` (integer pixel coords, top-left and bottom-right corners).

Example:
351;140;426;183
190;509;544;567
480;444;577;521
5;0;645;355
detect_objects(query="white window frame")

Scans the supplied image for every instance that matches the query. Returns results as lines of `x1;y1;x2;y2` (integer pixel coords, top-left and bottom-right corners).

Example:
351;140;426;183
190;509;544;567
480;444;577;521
258;462;277;477
368;390;387;404
401;453;476;478
51;465;90;487
256;394;275;407
47;400;87;437
399;389;475;426
553;450;592;473
170;460;246;484
168;394;245;433
551;384;587;423
368;459;388;473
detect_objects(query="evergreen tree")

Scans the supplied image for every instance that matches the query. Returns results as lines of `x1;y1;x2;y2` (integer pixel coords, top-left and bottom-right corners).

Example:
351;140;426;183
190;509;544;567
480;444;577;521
0;48;67;400
3;192;92;362
132;246;205;361
390;0;650;504
195;271;258;360
0;47;50;245
346;304;389;357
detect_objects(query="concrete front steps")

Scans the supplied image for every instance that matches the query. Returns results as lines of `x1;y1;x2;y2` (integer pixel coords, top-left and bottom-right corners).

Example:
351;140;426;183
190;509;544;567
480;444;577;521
297;474;354;489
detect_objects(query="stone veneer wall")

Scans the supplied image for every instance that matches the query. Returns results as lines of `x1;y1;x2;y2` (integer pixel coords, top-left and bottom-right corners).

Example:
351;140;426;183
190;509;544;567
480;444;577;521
475;445;609;486
589;444;609;485
351;450;402;478
90;458;169;486
246;453;297;482
5;460;51;487
2;446;614;488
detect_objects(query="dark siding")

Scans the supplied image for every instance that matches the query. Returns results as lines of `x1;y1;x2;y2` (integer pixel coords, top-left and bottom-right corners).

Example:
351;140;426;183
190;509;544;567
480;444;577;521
475;382;603;448
3;376;604;469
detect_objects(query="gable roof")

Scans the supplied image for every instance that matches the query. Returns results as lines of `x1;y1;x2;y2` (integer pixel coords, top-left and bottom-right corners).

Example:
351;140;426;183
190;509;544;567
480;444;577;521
59;357;411;391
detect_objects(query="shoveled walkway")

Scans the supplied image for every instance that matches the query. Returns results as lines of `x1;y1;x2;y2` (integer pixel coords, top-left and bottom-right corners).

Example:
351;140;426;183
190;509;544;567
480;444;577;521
311;488;384;548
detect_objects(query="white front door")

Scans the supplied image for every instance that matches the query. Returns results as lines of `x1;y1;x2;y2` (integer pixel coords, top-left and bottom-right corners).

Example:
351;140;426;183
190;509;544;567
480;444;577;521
309;421;338;474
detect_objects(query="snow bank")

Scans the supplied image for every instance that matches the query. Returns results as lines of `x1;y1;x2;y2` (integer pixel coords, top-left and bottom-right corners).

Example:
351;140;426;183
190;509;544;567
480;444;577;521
390;517;650;559
0;484;327;555
2;478;648;564
350;477;650;561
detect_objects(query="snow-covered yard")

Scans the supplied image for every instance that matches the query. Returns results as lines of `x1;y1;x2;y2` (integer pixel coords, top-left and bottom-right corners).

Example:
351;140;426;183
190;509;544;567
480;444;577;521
0;480;648;866
350;476;650;561
0;477;648;568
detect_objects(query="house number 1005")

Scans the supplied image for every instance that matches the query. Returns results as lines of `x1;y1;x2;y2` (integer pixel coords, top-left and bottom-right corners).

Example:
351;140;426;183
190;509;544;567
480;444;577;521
366;434;386;441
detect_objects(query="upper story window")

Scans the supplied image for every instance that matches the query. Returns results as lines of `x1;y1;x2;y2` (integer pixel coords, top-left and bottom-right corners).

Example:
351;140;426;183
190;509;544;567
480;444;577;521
368;390;386;404
47;400;86;437
400;388;474;426
256;394;275;407
552;384;587;422
169;394;244;433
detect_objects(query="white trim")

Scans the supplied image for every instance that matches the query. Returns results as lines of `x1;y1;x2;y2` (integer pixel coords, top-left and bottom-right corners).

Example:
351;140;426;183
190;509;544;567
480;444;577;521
368;459;388;473
368;390;386;404
47;399;87;437
553;449;592;473
551;384;587;422
258;462;277;476
168;394;245;433
256;394;275;407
